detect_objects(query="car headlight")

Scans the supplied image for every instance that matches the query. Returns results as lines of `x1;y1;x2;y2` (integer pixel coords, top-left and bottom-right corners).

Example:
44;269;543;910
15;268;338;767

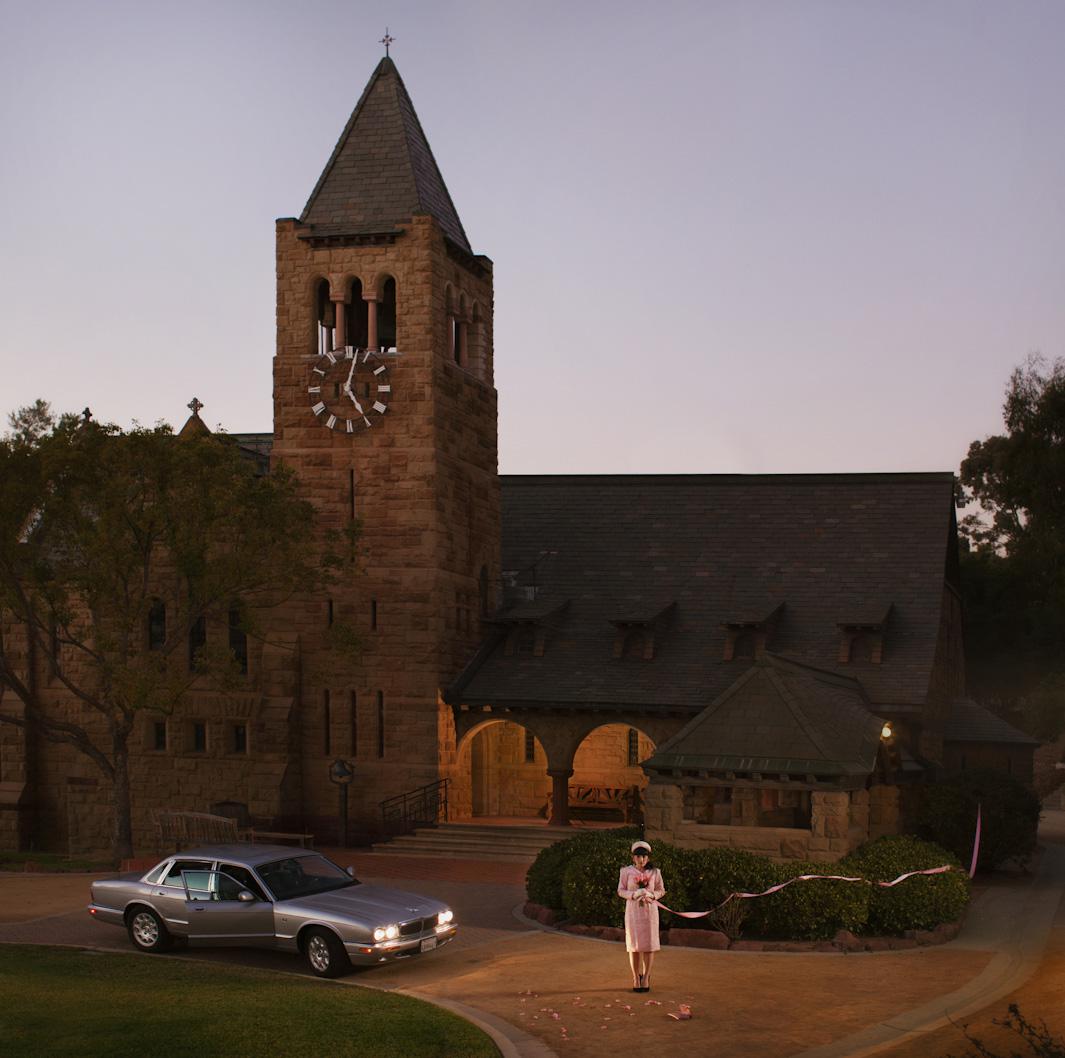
437;909;453;925
385;924;399;940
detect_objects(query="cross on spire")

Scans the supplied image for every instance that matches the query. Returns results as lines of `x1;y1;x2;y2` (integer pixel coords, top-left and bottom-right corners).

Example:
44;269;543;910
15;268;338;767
380;27;394;56
187;397;204;416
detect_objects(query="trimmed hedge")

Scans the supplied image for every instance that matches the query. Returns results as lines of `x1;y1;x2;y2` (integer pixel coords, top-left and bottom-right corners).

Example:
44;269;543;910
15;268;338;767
753;860;869;940
527;831;969;940
912;770;1040;872
842;835;969;935
525;826;641;911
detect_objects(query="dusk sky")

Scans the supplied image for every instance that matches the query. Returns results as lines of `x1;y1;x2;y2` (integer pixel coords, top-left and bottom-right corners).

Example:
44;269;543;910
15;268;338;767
2;1;1063;475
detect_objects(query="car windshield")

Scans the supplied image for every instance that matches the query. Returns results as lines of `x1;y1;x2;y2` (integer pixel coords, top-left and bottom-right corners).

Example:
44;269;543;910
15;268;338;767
256;854;357;901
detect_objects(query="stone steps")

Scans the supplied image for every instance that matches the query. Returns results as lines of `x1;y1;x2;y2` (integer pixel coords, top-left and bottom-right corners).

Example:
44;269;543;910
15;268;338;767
370;822;584;861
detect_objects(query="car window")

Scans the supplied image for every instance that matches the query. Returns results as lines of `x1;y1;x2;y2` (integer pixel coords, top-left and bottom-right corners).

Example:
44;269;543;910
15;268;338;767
180;870;216;901
258;855;353;901
144;863;169;884
219;864;268;902
163;859;213;887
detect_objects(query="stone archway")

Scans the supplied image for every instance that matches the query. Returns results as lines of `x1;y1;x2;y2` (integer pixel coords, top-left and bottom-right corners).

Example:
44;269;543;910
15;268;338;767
566;722;657;824
453;719;550;821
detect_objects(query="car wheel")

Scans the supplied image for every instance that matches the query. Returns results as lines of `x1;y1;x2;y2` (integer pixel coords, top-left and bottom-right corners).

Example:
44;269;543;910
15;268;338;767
127;906;172;953
304;927;349;978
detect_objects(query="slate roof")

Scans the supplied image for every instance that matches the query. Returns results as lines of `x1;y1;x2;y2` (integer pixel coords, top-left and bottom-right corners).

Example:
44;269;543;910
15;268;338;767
642;654;885;778
299;57;471;251
453;473;958;713
945;698;1041;746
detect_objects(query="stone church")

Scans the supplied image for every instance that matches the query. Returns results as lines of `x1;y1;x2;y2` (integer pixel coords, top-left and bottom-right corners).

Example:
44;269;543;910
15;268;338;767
0;56;1037;858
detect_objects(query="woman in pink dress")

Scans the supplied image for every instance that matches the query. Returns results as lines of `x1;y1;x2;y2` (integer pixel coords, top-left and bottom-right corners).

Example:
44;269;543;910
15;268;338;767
617;839;665;992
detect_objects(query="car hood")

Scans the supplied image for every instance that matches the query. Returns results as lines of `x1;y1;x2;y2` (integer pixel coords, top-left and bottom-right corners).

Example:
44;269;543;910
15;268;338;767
280;884;445;921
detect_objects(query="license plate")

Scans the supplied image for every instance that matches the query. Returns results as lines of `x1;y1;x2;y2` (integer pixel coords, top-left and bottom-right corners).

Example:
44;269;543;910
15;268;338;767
420;936;437;953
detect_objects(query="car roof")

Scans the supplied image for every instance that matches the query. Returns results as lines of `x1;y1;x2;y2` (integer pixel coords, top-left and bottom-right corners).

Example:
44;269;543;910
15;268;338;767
163;844;323;867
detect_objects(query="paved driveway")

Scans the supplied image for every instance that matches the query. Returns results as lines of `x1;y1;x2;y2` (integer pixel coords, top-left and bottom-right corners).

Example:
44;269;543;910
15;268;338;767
3;813;1064;1058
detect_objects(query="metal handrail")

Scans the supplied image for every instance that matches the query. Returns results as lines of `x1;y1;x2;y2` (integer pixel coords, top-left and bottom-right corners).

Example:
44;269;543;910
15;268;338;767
379;778;450;835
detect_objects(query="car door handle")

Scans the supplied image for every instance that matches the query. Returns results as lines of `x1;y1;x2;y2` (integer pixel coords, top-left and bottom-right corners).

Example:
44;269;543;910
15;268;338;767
193;906;206;911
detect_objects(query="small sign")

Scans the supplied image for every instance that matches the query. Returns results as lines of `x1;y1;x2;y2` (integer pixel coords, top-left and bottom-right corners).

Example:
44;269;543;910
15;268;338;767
420;936;437;953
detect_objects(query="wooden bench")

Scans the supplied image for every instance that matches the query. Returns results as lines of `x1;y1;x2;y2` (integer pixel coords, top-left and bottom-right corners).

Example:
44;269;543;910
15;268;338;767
155;811;241;850
245;829;314;848
545;784;642;823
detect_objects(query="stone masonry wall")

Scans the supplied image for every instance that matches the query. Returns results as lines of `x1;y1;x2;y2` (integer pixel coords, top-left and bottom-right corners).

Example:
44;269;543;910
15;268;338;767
272;214;498;839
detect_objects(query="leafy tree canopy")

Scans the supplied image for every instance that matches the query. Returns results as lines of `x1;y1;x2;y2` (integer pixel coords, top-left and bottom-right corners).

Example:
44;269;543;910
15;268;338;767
959;357;1065;737
0;402;352;860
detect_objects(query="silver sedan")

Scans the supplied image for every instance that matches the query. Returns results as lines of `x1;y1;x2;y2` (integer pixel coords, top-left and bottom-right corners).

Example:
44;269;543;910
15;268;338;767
88;844;457;977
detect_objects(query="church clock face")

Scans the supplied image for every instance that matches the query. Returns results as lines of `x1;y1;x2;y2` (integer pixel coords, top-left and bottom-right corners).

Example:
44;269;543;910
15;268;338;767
308;347;391;433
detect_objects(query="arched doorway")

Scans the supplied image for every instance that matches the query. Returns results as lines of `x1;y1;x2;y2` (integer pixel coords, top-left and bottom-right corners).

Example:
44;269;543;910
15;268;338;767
569;723;656;824
457;720;549;821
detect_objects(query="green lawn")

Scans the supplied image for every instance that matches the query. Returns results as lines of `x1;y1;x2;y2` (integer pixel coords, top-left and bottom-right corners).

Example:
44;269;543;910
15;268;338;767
0;946;499;1058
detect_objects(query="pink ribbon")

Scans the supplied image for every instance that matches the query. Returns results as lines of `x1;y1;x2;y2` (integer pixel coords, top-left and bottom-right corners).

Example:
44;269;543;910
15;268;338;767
647;803;982;920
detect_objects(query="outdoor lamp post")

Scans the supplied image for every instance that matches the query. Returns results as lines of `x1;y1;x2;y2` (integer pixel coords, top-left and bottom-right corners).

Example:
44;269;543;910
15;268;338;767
329;758;355;847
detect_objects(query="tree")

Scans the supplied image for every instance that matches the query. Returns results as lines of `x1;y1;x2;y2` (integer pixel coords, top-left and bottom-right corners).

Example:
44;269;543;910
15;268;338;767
0;405;350;863
959;356;1065;733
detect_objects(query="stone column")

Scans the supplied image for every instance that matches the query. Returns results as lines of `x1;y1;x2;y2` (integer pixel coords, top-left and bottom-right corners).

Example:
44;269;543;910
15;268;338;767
364;293;379;351
811;789;851;859
868;785;901;839
547;769;572;826
331;296;347;349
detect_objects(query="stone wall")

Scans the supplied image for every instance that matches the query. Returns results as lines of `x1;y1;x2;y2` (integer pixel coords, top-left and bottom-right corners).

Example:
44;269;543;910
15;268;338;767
272;213;499;839
645;781;900;863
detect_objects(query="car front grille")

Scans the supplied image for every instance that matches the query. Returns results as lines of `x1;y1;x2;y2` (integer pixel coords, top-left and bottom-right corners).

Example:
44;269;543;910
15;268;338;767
399;916;432;937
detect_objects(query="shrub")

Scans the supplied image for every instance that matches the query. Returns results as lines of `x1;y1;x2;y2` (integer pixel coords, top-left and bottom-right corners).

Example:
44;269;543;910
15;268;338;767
687;847;777;936
912;771;1041;872
560;834;637;927
525;826;640;911
554;834;694;929
843;835;969;935
754;860;869;940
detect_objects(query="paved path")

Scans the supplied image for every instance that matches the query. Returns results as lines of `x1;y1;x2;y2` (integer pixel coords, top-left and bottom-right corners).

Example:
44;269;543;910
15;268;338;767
2;812;1063;1058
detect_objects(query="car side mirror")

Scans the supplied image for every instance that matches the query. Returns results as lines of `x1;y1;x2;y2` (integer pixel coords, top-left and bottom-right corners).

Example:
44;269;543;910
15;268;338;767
345;866;356;877
237;889;256;902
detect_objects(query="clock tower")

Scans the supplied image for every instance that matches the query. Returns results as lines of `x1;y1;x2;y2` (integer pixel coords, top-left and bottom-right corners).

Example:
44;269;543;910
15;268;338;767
271;56;499;836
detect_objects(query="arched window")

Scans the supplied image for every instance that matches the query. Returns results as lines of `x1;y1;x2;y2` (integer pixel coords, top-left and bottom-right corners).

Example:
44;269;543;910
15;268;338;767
346;278;369;349
315;278;334;355
378;276;397;350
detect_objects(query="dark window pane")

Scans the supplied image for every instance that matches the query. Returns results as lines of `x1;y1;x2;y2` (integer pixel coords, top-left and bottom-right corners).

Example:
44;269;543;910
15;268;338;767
229;609;248;675
153;721;167;752
233;723;247;754
192;722;207;753
524;730;535;763
148;601;166;651
189;616;206;671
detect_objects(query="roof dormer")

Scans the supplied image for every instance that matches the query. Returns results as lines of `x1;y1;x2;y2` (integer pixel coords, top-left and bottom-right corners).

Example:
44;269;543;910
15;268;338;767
721;602;784;661
837;604;893;664
609;601;675;660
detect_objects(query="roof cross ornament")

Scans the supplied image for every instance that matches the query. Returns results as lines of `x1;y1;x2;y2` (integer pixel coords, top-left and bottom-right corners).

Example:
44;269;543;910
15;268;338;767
187;397;204;416
380;27;394;56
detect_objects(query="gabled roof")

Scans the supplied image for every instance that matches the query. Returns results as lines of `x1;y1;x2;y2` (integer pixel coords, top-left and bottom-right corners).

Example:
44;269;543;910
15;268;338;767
643;654;885;779
299;57;471;251
945;698;1041;746
454;473;958;712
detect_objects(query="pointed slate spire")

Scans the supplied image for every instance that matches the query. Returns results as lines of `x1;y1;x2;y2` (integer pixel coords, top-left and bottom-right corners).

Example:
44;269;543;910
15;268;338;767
300;57;471;252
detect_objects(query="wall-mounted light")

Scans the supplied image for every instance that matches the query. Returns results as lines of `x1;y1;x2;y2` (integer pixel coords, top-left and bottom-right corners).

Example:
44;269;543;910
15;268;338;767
881;722;893;740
